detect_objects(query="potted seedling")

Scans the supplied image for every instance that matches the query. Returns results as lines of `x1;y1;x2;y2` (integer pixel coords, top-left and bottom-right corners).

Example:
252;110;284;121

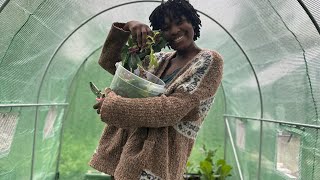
109;31;167;98
184;145;233;180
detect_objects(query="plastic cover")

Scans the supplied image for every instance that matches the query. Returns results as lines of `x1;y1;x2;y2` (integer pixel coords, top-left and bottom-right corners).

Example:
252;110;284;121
0;0;319;179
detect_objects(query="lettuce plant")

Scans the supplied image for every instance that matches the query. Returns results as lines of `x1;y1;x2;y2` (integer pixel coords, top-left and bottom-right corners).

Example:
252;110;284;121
185;145;233;180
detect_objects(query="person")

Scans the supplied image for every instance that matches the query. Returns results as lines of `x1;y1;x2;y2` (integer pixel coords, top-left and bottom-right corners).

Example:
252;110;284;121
90;0;223;179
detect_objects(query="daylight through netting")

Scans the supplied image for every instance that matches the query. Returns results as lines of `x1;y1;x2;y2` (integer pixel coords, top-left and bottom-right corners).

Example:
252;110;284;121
0;0;319;179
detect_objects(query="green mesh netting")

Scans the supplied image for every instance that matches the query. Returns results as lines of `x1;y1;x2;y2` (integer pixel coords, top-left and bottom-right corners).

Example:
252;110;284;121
0;0;319;180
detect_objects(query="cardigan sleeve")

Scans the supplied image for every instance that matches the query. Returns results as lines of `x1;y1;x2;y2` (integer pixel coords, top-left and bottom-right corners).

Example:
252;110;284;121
99;51;223;128
98;23;131;75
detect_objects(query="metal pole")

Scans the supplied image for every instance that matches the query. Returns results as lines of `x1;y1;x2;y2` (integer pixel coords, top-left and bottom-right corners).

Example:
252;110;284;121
0;0;10;13
0;103;68;107
224;114;320;129
297;0;320;36
225;118;244;180
258;121;263;179
224;116;227;160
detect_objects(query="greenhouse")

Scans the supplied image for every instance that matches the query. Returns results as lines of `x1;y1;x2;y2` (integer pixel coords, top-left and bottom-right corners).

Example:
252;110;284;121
0;0;319;179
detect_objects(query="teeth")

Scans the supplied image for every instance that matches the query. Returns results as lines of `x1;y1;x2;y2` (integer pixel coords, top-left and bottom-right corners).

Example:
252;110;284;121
174;36;183;42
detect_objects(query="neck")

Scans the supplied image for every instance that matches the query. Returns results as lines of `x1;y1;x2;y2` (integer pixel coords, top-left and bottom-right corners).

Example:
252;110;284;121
175;43;201;59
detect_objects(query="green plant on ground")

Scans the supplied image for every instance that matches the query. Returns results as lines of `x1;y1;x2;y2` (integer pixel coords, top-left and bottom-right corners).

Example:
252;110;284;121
185;145;232;180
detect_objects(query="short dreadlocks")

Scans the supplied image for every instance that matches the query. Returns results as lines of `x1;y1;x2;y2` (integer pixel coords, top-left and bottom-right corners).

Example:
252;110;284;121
149;0;202;41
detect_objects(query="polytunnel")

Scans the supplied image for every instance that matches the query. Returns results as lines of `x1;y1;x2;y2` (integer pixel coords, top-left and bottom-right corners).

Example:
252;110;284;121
0;0;319;179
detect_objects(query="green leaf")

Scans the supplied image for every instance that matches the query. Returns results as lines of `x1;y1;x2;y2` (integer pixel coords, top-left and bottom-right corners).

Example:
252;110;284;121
128;54;134;71
153;31;160;36
128;53;141;71
123;54;130;70
214;164;222;176
121;45;129;66
122;54;128;67
121;45;129;58
212;159;232;179
153;37;167;52
205;149;215;163
220;165;232;177
128;36;133;46
146;35;155;44
187;161;192;167
216;159;226;166
200;160;213;179
120;30;166;73
148;47;158;69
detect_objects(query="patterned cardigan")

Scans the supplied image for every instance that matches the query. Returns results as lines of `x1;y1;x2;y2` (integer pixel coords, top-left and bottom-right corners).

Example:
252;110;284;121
89;23;223;180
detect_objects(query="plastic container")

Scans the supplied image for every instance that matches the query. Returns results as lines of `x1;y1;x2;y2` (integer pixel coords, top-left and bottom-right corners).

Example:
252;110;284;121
110;63;166;98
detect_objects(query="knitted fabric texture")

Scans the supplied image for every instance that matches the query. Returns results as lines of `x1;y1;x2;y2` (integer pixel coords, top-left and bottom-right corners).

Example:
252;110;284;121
89;23;223;180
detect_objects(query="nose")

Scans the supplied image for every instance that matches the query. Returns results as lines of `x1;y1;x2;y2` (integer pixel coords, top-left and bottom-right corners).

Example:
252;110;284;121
169;24;180;36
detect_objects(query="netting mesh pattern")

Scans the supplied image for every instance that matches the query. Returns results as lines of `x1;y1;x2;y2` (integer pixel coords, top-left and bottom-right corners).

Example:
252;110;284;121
301;0;320;123
0;0;6;8
225;117;320;180
304;0;320;30
0;113;18;159
0;0;319;179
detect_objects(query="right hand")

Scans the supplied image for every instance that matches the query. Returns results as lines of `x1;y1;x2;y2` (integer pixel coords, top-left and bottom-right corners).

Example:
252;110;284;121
123;21;153;48
93;97;104;114
92;88;112;115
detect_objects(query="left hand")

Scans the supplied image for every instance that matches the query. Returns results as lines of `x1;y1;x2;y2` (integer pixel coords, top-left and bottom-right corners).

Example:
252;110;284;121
92;88;114;114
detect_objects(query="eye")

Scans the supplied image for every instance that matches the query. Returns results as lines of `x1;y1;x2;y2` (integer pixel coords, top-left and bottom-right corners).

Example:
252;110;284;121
161;24;170;31
176;19;183;25
162;26;169;31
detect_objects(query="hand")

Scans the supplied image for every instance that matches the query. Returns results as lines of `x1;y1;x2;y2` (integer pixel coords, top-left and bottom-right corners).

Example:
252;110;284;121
93;97;104;114
123;21;153;48
92;88;114;114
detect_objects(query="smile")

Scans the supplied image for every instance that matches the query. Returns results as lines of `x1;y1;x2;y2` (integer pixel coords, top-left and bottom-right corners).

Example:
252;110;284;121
174;36;184;43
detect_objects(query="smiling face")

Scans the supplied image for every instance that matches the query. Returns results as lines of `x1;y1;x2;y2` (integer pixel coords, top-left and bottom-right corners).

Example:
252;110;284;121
161;16;196;51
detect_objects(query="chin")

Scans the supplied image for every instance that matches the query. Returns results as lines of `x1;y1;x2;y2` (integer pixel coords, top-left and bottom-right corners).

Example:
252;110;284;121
169;42;183;50
171;44;188;51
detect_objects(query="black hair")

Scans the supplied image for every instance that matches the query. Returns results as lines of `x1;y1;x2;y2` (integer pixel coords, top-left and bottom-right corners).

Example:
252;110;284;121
149;0;201;41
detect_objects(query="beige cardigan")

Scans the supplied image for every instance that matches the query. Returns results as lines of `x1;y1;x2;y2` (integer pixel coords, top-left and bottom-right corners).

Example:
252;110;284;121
89;23;223;180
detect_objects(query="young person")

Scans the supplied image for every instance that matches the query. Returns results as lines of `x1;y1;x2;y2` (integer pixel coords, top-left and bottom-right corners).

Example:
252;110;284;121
90;0;223;179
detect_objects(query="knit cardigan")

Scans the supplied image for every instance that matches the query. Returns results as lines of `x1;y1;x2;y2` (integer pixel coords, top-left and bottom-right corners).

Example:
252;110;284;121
89;23;223;180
